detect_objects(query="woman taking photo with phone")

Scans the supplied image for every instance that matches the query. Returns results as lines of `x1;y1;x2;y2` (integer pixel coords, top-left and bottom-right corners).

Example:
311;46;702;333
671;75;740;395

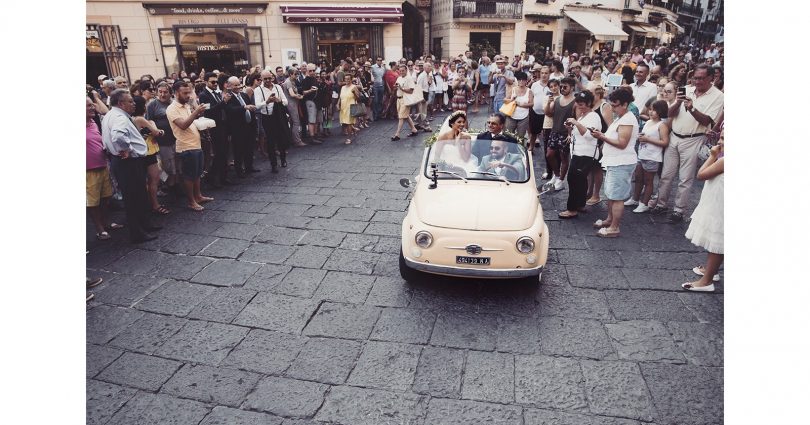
589;89;639;237
559;90;601;219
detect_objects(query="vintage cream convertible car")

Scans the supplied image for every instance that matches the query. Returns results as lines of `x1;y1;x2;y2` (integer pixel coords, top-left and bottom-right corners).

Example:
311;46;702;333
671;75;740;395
399;134;550;283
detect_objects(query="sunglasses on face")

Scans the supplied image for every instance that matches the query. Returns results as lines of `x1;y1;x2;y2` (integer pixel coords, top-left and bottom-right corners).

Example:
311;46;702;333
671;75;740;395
263;77;274;81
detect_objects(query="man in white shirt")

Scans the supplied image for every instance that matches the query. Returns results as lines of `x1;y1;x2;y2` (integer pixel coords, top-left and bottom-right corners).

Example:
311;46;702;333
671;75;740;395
253;70;290;172
630;63;657;111
652;64;723;223
642;49;656;69
414;61;432;132
528;65;550;154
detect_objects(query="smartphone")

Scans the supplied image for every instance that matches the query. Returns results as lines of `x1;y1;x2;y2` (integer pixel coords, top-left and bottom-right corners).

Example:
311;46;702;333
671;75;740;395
677;86;686;97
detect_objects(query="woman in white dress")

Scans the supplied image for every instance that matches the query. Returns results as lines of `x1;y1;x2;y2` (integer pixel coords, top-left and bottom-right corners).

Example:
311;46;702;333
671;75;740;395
682;130;724;292
432;111;478;173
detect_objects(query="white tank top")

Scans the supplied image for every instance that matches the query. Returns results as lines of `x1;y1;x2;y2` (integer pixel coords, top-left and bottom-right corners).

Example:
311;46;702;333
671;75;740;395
511;87;531;120
638;120;664;162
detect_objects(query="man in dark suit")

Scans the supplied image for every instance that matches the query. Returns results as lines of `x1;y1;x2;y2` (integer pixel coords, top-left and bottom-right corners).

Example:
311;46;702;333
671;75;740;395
478;139;526;181
197;72;232;187
473;113;519;160
223;76;259;178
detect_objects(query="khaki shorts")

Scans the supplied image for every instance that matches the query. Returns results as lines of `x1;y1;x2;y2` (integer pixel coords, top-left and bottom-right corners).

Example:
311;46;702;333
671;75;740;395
397;98;410;119
86;167;113;207
159;145;177;174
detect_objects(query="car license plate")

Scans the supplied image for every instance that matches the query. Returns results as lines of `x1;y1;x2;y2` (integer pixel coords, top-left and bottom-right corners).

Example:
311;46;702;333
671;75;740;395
456;256;491;265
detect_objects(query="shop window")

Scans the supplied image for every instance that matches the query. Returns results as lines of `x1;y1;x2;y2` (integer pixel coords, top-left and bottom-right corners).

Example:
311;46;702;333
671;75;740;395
469;32;501;58
246;27;262;43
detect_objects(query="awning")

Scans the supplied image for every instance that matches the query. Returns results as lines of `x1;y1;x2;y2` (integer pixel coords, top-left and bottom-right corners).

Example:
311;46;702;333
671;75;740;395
626;22;658;36
665;19;684;33
564;10;628;41
280;5;403;24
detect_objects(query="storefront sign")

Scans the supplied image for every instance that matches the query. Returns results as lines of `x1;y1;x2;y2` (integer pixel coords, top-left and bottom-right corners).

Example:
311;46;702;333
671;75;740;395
469;23;514;31
144;3;267;15
283;16;401;24
197;45;235;51
163;15;255;26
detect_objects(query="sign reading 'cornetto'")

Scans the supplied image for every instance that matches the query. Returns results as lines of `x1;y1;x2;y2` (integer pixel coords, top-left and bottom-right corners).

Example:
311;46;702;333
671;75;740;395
283;16;401;23
144;3;267;15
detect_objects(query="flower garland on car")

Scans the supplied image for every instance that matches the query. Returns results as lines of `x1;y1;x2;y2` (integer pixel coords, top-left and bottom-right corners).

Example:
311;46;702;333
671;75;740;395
424;128;527;147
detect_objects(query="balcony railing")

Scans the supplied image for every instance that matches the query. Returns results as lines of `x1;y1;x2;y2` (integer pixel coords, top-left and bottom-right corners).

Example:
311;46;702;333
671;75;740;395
646;0;678;12
678;3;703;17
453;0;523;21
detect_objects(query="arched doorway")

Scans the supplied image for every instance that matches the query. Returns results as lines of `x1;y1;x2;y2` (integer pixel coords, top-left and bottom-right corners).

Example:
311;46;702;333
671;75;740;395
402;2;423;60
177;27;249;75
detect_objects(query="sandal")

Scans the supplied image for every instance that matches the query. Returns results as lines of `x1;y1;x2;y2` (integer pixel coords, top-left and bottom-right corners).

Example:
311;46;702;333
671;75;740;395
592;219;611;229
408;131;419;137
96;231;111;241
585;198;601;206
391;136;401;141
106;223;124;231
197;196;214;204
558;210;578;219
692;266;721;282
187;204;204;212
597;227;621;238
152;206;170;215
345;139;352;145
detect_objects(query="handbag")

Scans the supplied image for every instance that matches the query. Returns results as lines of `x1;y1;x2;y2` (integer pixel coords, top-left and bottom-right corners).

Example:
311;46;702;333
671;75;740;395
697;140;712;162
193;117;216;131
350;103;366;117
404;89;423;107
499;100;516;117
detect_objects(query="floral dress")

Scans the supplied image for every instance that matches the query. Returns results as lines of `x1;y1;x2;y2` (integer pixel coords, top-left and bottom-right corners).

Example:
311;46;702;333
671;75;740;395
451;84;469;112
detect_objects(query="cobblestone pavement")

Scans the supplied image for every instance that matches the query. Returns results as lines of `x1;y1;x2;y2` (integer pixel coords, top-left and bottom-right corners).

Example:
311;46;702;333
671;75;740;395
87;109;723;425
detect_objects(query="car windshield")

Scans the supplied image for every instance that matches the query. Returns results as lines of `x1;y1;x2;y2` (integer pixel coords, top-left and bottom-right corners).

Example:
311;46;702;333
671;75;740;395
424;134;530;183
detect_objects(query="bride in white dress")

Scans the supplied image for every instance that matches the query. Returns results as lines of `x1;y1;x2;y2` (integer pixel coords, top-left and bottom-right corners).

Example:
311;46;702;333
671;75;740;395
432;111;479;173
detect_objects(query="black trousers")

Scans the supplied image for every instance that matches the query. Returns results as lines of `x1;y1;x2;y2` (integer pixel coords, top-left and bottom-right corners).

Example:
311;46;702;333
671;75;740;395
259;114;287;167
210;126;230;182
110;156;151;239
231;124;256;174
567;155;598;211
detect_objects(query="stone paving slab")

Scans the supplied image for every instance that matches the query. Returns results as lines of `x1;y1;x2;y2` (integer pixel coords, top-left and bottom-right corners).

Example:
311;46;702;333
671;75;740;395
87;110;722;424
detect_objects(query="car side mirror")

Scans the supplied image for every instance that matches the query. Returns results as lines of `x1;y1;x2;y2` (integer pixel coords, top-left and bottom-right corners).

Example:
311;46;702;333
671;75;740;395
399;178;411;188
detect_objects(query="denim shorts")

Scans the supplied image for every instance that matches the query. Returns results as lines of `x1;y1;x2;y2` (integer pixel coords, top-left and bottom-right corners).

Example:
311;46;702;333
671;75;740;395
639;159;660;173
604;164;636;200
305;100;318;124
178;149;204;180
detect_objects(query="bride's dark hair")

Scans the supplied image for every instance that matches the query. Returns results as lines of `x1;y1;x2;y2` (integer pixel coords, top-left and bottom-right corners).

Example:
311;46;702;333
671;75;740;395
448;110;467;125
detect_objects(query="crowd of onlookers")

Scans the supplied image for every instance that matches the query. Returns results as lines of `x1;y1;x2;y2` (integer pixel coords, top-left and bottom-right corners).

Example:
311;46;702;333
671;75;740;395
86;40;723;295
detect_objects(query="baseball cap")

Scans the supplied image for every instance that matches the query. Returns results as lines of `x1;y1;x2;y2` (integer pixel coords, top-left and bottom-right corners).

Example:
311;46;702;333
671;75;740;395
644;49;654;55
97;74;108;80
532;63;543;71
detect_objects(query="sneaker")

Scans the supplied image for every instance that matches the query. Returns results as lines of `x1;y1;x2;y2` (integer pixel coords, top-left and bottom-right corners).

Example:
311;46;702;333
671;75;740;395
624;198;638;206
553;178;565;191
650;206;669;215
666;211;684;223
632;204;650;213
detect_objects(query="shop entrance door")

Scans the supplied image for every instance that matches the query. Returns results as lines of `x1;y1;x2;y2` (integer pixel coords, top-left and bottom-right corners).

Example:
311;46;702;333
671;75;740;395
196;50;236;72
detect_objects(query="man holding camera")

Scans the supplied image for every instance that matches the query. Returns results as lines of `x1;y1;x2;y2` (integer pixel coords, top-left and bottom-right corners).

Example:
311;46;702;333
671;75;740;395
491;57;515;114
167;82;213;212
652;64;724;223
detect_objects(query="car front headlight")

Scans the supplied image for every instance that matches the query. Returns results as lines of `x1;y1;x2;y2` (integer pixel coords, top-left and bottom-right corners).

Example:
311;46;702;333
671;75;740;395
516;236;535;253
415;231;433;248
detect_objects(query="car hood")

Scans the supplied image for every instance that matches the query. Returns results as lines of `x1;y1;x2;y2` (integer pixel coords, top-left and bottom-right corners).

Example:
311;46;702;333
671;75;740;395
415;182;538;231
